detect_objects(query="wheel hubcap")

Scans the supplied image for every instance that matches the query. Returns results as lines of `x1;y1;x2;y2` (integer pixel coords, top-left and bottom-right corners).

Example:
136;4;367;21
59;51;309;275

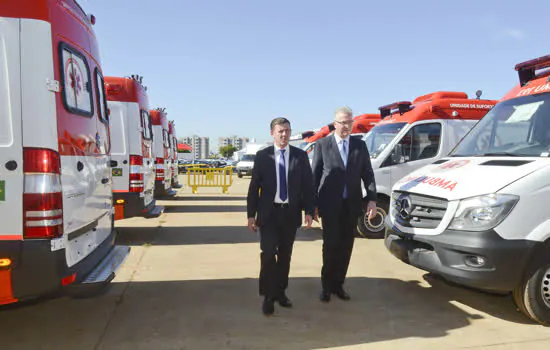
363;208;387;233
542;268;550;308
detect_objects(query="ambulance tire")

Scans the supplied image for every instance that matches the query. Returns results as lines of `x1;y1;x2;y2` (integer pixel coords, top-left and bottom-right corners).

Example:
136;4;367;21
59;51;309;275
238;174;243;178
513;263;550;326
356;197;389;239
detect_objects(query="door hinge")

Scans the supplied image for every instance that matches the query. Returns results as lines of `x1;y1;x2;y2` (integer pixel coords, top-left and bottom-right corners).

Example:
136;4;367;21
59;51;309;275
51;237;65;251
46;79;60;93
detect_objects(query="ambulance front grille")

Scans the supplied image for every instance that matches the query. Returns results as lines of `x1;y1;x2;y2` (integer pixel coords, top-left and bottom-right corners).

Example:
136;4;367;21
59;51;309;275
392;192;448;229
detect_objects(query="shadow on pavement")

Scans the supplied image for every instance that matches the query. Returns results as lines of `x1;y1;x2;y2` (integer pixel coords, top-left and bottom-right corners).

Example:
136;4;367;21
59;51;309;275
0;276;533;349
163;205;247;213
115;226;323;246
163;196;247;202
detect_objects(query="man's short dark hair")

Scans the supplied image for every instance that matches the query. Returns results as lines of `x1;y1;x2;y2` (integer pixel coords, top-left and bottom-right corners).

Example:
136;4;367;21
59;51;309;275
271;117;291;130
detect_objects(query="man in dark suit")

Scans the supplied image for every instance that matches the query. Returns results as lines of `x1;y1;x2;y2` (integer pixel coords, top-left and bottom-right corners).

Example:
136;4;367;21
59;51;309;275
312;107;377;302
247;117;315;316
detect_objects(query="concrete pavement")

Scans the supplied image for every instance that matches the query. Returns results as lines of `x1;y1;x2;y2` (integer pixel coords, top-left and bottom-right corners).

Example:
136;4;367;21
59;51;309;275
1;175;549;349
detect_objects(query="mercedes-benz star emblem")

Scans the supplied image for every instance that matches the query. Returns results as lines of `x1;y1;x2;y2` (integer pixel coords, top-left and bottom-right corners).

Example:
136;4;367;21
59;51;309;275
397;195;413;220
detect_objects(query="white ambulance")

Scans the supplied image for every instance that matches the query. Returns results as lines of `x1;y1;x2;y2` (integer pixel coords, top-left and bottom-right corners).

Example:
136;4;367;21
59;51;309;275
150;108;174;197
105;75;162;220
358;92;497;238
168;121;182;188
385;55;550;325
0;0;129;305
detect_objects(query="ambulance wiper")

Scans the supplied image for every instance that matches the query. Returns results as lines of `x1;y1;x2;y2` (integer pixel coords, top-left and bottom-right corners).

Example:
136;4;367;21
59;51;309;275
478;152;522;157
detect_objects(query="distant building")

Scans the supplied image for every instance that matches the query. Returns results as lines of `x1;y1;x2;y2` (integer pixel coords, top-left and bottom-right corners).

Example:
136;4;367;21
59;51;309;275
181;135;210;159
218;136;249;151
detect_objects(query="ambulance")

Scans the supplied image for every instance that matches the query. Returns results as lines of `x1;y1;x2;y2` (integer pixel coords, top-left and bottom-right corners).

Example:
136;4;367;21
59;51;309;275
358;91;497;238
150;108;173;197
385;55;550;325
0;0;129;306
168;121;182;188
105;75;162;220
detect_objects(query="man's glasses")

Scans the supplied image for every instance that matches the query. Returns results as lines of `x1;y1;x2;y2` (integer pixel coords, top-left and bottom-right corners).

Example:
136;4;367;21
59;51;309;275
334;120;353;127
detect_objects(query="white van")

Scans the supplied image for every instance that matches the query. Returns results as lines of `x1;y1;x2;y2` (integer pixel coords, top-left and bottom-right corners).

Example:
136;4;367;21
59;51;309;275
150;108;174;197
385;55;550;325
357;92;497;238
168;121;182;188
236;144;267;178
105;76;161;220
0;0;129;306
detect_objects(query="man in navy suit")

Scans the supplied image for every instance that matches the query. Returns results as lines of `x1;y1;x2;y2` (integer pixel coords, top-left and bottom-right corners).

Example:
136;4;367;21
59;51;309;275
247;117;315;316
312;107;377;302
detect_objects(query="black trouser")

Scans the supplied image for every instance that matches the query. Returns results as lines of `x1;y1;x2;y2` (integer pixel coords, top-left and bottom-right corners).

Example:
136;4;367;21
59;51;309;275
259;204;297;298
321;199;356;292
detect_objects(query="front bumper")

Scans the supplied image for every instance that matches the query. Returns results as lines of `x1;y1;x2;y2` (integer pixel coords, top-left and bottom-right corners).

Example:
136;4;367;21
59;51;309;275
384;225;538;292
237;168;252;176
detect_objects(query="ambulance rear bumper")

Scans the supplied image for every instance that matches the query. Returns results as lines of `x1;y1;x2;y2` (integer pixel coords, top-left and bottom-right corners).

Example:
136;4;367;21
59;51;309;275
0;228;118;304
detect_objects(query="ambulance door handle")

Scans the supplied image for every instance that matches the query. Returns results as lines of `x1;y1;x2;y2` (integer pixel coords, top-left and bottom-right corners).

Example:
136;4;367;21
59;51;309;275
110;160;118;167
101;178;109;184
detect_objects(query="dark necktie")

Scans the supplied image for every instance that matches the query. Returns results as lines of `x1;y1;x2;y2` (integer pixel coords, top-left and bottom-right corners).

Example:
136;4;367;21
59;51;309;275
341;140;348;198
279;149;287;201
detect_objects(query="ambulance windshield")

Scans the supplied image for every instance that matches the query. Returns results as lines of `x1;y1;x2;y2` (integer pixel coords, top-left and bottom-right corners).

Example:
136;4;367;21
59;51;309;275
364;122;406;158
451;92;550;157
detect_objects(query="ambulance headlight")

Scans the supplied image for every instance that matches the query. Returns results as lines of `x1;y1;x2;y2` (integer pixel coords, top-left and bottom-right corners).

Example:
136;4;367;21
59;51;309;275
449;194;519;231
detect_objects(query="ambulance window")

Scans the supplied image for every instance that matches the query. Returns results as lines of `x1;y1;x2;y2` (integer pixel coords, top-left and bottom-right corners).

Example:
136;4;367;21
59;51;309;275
95;68;108;124
60;43;93;117
141;111;153;140
389;123;441;165
411;123;441;160
163;130;170;148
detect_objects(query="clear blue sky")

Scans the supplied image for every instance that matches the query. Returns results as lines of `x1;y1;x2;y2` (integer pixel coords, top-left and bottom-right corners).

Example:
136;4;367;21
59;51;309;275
83;0;547;150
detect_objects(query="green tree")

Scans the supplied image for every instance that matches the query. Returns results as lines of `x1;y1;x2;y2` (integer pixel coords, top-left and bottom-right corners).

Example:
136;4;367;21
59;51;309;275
219;145;238;158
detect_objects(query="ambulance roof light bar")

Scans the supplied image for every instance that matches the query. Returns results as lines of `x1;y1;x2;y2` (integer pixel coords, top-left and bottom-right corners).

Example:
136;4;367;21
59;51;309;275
515;54;550;86
378;101;412;119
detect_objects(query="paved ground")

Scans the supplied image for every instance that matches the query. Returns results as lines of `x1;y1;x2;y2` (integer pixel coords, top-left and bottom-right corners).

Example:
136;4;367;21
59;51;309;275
1;175;550;349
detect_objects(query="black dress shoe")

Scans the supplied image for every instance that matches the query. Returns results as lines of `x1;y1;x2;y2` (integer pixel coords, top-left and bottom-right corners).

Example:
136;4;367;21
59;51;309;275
335;288;351;301
277;294;293;308
263;297;275;315
319;290;331;302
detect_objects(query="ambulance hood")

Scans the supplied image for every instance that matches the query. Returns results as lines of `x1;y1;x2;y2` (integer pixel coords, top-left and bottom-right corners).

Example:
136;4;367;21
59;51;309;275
393;157;550;201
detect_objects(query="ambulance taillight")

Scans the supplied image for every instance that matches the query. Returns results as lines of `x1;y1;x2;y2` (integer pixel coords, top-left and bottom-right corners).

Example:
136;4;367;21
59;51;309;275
129;155;144;193
22;148;63;239
155;157;165;180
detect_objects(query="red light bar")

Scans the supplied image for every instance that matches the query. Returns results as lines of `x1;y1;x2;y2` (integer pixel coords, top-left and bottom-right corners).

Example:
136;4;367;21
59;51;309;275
515;54;550;86
378;101;412;119
106;84;122;94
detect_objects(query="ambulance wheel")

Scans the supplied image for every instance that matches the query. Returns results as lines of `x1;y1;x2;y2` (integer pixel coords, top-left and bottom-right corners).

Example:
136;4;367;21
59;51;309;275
513;263;550;326
356;197;388;239
238;174;243;178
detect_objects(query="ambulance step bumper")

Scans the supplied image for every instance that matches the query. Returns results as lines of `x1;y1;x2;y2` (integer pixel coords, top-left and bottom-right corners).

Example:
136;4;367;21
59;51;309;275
146;205;164;218
81;245;130;284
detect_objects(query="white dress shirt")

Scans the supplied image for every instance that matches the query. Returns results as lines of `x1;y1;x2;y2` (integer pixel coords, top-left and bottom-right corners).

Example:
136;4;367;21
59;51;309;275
334;133;350;166
274;145;290;203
